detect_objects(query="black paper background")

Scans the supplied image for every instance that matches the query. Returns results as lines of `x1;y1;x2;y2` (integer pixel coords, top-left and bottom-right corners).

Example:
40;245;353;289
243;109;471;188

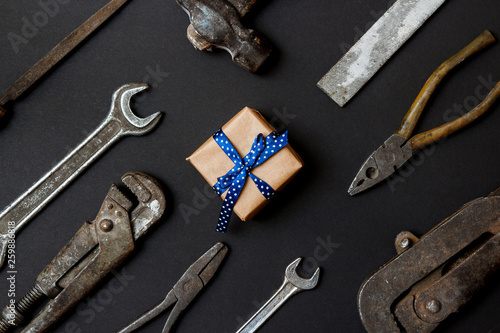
0;1;499;332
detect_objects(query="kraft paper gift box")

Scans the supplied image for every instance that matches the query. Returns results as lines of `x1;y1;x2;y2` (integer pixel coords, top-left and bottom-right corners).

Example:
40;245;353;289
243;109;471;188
187;107;303;227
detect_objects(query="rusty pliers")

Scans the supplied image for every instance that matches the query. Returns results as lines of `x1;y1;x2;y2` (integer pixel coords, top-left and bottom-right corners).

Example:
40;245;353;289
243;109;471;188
348;31;500;195
0;172;166;333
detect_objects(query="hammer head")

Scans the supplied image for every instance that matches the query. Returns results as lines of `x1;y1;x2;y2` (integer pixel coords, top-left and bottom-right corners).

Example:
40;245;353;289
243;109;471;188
177;0;272;73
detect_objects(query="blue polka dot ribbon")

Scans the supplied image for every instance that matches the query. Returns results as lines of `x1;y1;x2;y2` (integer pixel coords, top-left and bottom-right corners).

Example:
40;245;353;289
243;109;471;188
212;129;288;233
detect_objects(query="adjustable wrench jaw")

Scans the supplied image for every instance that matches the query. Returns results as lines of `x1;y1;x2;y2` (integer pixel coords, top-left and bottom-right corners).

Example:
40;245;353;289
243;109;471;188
122;172;166;239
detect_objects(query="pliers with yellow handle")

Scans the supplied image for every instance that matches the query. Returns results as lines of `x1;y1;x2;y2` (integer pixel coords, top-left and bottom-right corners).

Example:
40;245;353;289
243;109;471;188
349;31;500;196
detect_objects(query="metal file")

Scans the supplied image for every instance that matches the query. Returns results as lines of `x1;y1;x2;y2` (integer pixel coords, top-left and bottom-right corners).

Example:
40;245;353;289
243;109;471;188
317;0;445;107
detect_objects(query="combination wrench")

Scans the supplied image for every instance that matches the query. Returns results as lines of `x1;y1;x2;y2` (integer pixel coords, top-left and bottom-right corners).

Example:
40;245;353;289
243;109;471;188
0;83;161;269
236;258;320;333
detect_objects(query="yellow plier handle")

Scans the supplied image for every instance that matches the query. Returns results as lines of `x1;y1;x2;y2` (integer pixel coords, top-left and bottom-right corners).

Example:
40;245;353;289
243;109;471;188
395;30;500;151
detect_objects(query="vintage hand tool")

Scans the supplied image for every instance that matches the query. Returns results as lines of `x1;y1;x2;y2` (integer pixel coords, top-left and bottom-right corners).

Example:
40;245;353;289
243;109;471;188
0;172;166;333
176;0;272;73
117;242;228;333
348;31;500;196
0;83;161;269
317;0;445;107
236;258;320;333
358;187;500;333
0;0;130;120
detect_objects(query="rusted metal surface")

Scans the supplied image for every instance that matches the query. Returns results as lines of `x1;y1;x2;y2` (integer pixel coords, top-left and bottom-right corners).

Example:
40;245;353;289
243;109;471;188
117;242;228;333
176;0;272;73
0;0;130;120
348;31;500;196
0;172;166;333
317;0;445;107
0;83;161;270
410;233;499;326
357;187;500;333
394;231;419;255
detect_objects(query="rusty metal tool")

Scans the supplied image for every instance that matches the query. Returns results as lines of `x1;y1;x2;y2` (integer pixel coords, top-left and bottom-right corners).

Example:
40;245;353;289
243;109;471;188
236;258;320;333
358;187;500;333
318;0;445;107
0;83;161;269
116;242;228;333
0;172;166;333
0;0;130;121
348;31;500;196
176;0;272;73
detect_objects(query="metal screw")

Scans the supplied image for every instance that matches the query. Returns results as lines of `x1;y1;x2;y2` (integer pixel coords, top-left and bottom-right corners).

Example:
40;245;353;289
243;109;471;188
426;299;441;314
107;203;114;210
99;219;114;232
400;238;410;249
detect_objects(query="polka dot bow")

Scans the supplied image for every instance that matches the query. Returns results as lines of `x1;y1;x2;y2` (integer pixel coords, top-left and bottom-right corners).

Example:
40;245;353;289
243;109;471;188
212;129;289;233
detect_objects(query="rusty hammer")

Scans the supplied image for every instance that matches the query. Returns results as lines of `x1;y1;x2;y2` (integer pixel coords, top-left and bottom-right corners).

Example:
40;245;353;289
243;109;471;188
176;0;272;73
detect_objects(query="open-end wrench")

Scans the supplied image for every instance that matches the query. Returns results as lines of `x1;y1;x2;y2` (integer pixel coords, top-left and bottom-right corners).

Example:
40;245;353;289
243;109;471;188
0;83;161;269
236;258;320;333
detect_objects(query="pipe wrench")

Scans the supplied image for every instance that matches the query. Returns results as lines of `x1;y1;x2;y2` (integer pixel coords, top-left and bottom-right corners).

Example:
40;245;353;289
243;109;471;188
0;172;166;333
358;187;500;332
0;83;161;270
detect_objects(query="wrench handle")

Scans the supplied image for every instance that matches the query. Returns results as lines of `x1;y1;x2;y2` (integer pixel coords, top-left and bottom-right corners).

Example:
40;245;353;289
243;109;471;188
236;280;300;333
0;118;123;267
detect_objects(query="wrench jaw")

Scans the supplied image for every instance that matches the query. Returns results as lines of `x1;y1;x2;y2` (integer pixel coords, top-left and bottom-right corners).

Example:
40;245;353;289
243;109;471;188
109;83;162;136
122;172;166;239
0;83;162;273
236;258;321;333
285;258;320;290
